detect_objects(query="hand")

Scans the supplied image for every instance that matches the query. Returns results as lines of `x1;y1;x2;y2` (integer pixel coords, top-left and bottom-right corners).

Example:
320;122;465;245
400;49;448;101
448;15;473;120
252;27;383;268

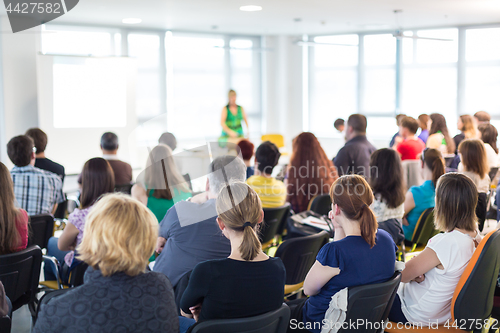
190;303;202;322
156;237;166;254
413;275;425;283
402;217;409;226
229;130;238;138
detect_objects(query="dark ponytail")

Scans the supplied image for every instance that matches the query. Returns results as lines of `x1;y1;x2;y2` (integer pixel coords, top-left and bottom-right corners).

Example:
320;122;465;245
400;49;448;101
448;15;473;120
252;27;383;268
423;148;445;186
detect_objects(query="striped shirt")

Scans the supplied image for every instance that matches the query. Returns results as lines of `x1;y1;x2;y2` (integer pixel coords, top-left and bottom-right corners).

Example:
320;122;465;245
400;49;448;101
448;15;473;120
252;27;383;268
11;165;64;215
246;175;287;208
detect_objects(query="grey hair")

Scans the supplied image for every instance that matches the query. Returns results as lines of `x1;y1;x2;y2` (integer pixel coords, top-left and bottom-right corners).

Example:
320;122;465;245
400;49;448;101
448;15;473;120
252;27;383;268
207;156;246;195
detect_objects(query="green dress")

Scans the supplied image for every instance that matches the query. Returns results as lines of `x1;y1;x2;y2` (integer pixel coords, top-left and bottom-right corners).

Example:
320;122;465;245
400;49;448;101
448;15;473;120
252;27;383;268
221;105;244;138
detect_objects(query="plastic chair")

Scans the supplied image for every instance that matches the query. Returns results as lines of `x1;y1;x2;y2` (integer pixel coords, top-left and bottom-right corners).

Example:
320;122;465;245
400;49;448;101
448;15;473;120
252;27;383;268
39;259;88;291
307;194;332;217
0;316;11;333
274;231;330;296
261;134;285;149
260;204;291;249
27;214;54;250
401;160;424;189
406;208;439;253
187;303;290;333
476;192;488;232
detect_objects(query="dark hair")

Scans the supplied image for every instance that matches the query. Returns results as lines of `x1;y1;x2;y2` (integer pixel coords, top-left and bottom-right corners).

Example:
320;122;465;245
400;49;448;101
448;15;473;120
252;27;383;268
330;175;377;247
401;116;419;135
418;114;429;130
458;139;489;180
7;135;34;167
334;118;345;130
158;132;177;151
396;114;407;126
474;111;491;123
369;149;405;209
347;114;367;133
100;132;119;151
0;162;22;254
429;113;455;154
255;141;281;174
25;128;47;153
422;148;446;186
434;173;477;232
478;123;499;154
237;139;254;161
80;158;115;209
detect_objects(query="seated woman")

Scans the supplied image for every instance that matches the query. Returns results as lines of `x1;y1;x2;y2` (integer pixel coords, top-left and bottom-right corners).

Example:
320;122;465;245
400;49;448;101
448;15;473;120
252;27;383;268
457;139;490;193
478;123;500;169
0;162;28;255
453;115;477;153
426;113;455;155
288;175;396;333
403;148;445;241
179;182;285;333
369;149;406;244
389;173;481;325
34;194;179;333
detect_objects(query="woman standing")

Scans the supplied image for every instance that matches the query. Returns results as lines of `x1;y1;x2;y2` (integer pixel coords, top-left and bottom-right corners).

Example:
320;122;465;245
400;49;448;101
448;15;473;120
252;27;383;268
426;113;455;155
220;90;249;140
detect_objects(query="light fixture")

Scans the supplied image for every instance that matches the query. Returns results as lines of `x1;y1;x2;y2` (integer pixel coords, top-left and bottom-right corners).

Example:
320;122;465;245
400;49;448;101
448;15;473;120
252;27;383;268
122;18;142;24
239;5;262;12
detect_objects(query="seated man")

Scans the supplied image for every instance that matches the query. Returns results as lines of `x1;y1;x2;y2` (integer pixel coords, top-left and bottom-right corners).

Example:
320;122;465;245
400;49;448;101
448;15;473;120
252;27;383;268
7;135;63;215
247;141;286;208
153;155;246;287
334;114;376;177
159;132;178;152
395;116;425;161
26;128;65;182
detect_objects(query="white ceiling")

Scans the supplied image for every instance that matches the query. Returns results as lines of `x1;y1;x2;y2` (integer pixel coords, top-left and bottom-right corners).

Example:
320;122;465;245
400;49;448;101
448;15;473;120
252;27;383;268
10;0;500;35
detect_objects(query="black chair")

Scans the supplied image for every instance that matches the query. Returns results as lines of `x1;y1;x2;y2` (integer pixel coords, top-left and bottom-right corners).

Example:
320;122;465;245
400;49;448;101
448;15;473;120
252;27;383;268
275;231;330;296
260;204;291;248
187;303;290;333
115;183;133;194
0;246;42;316
489;167;499;183
0;316;11;333
53;197;67;219
476;192;488;232
339;272;402;333
27;214;54;250
183;173;193;191
307;194;332;216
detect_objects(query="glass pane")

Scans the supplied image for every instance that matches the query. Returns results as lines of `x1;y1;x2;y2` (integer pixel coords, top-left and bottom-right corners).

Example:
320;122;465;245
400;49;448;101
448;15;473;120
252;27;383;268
466;28;500;62
363;34;396;66
230;39;253;69
415;29;458;64
362;68;396;113
128;34;160;69
402;32;414;65
313;35;359;67
42;27;113;56
465;66;500;114
136;71;161;118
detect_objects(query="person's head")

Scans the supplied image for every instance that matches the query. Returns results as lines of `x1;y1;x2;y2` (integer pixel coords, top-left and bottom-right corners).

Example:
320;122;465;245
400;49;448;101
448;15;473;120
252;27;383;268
418;114;429;131
478;123;499;154
100;132;119;153
474;111;491;125
25;128;47;155
228;89;237;105
77;193;158;277
334;118;345;133
7;135;35;167
207;155;246;195
429;113;455;154
395;114;407;126
255;141;281;175
237;139;254;162
434;173;478;233
0;162;21;255
399;116;419;138
329;175;377;247
458;115;476;139
216;182;263;261
346;114;368;140
458;139;489;180
421;148;446;185
369;149;405;209
158;132;177;151
80;158;115;209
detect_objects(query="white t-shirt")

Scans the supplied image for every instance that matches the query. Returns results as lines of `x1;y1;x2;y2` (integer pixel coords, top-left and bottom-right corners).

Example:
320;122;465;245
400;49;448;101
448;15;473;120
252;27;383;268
460;171;490;193
370;194;404;222
398;231;475;325
484;143;500;169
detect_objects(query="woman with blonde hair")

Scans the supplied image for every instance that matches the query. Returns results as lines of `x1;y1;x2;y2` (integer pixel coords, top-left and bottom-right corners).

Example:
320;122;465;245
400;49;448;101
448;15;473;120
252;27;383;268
179;182;285;333
454;115;477;153
34;194;179;333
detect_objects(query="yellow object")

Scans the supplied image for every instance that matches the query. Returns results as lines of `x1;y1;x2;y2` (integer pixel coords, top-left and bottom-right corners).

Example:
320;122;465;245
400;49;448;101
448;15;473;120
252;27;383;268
261;134;285;148
247;176;287;208
39;280;69;290
284;282;304;296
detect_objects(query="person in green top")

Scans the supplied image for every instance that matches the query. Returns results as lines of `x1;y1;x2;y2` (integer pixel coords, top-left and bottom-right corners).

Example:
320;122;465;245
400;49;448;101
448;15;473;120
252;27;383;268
220;90;249;140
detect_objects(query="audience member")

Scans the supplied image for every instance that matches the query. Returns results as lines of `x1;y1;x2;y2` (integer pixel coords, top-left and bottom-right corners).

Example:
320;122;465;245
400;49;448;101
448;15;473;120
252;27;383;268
0;162;28;255
474;111;491;126
334;114;376;177
389;114;407;147
426;113;455;155
369;149;405;244
7;135;63;215
179;182;285;333
237;139;255;179
417;114;430;144
389;173;480;326
403;148;445;240
457;139;490;193
0;282;10;319
395;116;425;161
453;115;477;153
25;128;65;182
247;141;286;208
153;156;246;287
34;194;179;333
478;123;500;168
159;132;178;151
334;118;345;133
287;132;338;213
288;175;396;333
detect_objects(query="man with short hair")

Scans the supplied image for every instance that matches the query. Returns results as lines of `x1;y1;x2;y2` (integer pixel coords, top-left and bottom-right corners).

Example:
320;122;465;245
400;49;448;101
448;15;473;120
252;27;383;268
153;155;246;287
158;132;177;151
7;135;63;215
394;116;426;161
474;111;491;125
25;128;65;182
247;141;286;208
333;114;376;177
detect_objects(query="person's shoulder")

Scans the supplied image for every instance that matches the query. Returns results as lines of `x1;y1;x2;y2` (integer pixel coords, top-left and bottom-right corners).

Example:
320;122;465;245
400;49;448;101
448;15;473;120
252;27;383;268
37;167;62;182
16;209;29;224
376;229;395;246
246;175;259;185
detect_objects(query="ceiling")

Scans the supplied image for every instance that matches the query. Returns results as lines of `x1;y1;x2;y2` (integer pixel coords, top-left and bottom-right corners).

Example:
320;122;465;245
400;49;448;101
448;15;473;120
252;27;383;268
5;0;500;35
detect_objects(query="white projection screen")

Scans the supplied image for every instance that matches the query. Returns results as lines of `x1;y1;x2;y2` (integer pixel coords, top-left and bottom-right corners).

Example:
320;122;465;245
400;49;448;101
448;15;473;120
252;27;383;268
37;55;138;174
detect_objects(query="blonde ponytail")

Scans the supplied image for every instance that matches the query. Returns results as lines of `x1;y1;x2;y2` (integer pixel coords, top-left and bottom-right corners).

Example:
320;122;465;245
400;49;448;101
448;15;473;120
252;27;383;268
240;224;261;261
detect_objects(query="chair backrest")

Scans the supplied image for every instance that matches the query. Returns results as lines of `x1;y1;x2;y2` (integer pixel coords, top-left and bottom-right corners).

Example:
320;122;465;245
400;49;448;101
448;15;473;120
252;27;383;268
261;134;285;149
401;160;424;189
189;303;290;333
27;214;54;250
340;271;402;333
275;231;330;285
183;173;193;191
489;167;499;183
451;229;500;330
476;192;488;231
114;183;133;194
260;204;291;244
411;208;439;245
0;316;11;333
307;194;332;217
0;246;42;311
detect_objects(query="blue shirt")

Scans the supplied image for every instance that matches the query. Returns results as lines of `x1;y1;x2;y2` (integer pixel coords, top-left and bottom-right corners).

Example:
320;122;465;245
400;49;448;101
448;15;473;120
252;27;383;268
403;180;436;240
418;129;429;144
302;230;396;333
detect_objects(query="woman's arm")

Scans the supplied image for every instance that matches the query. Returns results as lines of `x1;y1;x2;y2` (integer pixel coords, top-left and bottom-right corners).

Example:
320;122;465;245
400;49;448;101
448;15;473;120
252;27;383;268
131;183;148;206
403;191;415;226
220;108;237;137
401;247;441;283
303;261;340;296
58;223;80;251
180;264;209;317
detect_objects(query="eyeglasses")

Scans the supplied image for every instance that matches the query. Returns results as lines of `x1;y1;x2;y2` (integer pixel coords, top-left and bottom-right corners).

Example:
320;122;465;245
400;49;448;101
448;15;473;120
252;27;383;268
32;146;37;153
